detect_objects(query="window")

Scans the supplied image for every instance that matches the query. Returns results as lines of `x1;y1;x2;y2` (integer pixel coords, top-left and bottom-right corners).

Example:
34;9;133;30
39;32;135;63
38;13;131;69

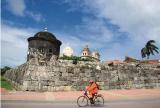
49;49;52;53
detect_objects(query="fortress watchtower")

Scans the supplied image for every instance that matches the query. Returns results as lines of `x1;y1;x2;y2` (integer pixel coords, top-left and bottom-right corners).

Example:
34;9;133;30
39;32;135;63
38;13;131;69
27;30;62;61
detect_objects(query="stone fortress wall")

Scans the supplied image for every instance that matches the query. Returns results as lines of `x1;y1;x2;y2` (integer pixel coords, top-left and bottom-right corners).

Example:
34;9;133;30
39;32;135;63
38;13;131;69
4;30;160;91
4;60;160;91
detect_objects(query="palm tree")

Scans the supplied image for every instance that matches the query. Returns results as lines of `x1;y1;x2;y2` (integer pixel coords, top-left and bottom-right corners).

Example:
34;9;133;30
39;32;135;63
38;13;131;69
141;40;159;59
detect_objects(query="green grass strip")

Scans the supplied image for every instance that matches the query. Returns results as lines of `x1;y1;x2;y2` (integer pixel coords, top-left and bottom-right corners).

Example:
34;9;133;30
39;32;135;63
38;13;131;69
0;76;14;90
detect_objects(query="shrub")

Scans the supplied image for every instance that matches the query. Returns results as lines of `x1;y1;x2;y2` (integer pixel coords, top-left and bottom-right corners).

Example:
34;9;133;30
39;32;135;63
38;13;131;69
0;76;14;90
1;66;11;76
59;55;92;61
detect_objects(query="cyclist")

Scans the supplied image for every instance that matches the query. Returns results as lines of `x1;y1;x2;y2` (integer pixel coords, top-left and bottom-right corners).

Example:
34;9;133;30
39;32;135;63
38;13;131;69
86;80;99;104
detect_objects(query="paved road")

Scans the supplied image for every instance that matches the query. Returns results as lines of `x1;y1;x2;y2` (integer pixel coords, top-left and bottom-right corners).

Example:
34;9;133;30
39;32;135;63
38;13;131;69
2;99;160;108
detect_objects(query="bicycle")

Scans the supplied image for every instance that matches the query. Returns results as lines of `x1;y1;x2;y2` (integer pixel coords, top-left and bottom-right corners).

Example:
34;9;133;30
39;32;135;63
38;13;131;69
77;91;104;107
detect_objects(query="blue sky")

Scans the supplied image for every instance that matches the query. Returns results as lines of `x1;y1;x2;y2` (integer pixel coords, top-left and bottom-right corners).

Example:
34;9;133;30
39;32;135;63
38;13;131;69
1;0;160;67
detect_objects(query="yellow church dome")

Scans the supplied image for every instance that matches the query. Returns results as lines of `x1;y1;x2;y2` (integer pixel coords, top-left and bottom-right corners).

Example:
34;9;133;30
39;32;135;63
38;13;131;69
63;46;73;57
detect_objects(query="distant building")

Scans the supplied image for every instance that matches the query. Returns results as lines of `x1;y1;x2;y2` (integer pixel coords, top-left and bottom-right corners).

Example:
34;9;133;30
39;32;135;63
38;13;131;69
92;51;100;60
105;60;124;65
63;46;73;57
81;45;100;61
81;45;91;58
140;59;160;64
124;56;140;63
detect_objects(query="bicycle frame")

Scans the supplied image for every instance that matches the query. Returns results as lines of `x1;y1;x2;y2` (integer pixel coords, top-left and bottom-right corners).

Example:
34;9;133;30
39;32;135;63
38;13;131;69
77;91;104;107
83;92;99;102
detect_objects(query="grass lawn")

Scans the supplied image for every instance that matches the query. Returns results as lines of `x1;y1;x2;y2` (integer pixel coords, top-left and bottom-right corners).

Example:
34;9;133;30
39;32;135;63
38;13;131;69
0;76;14;90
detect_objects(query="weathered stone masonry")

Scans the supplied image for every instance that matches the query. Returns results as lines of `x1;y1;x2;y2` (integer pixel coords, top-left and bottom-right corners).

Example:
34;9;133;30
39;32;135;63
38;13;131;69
4;30;160;91
4;61;160;91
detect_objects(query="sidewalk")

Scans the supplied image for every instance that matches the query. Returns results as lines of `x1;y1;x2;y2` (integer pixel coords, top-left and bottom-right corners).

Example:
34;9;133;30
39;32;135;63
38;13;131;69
1;88;160;102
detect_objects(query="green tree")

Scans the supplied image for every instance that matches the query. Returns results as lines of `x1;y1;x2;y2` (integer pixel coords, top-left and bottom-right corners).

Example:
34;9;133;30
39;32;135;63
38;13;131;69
1;66;11;76
141;40;159;59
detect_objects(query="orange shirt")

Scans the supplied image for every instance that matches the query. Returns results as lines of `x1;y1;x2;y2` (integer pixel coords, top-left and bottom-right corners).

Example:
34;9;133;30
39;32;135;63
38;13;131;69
86;82;98;95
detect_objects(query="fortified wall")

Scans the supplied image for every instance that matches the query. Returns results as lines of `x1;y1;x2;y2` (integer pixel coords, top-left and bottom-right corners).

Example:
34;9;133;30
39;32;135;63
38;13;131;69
4;60;160;91
4;30;160;91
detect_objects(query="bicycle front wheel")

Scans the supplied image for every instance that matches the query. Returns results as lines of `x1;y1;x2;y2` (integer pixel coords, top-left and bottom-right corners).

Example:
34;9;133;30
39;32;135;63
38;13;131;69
77;96;88;107
94;95;104;106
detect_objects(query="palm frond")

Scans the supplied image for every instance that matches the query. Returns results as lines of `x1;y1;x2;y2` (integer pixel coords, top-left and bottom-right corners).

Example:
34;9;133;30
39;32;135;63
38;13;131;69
147;40;155;44
149;48;154;55
149;44;159;50
153;49;159;54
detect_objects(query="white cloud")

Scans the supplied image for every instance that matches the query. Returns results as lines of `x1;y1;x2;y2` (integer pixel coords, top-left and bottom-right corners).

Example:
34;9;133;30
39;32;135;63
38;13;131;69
82;0;160;42
26;11;45;22
75;17;114;43
1;23;38;67
6;0;26;16
5;0;45;22
65;0;160;60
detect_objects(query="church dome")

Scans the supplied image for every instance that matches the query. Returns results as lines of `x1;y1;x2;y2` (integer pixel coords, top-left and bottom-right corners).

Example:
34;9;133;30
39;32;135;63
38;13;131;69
92;51;100;59
63;46;73;57
92;51;100;56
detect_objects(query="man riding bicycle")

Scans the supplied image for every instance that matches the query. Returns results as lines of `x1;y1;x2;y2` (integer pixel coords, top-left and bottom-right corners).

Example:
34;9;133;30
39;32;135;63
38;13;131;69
86;80;99;104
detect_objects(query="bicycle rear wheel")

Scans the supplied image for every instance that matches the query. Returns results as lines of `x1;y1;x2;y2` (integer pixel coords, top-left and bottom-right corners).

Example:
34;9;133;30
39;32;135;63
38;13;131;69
94;95;104;106
77;96;88;107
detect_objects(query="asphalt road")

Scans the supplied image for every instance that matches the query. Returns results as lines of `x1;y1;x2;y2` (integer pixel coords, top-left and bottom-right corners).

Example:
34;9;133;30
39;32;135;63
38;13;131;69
1;99;160;108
